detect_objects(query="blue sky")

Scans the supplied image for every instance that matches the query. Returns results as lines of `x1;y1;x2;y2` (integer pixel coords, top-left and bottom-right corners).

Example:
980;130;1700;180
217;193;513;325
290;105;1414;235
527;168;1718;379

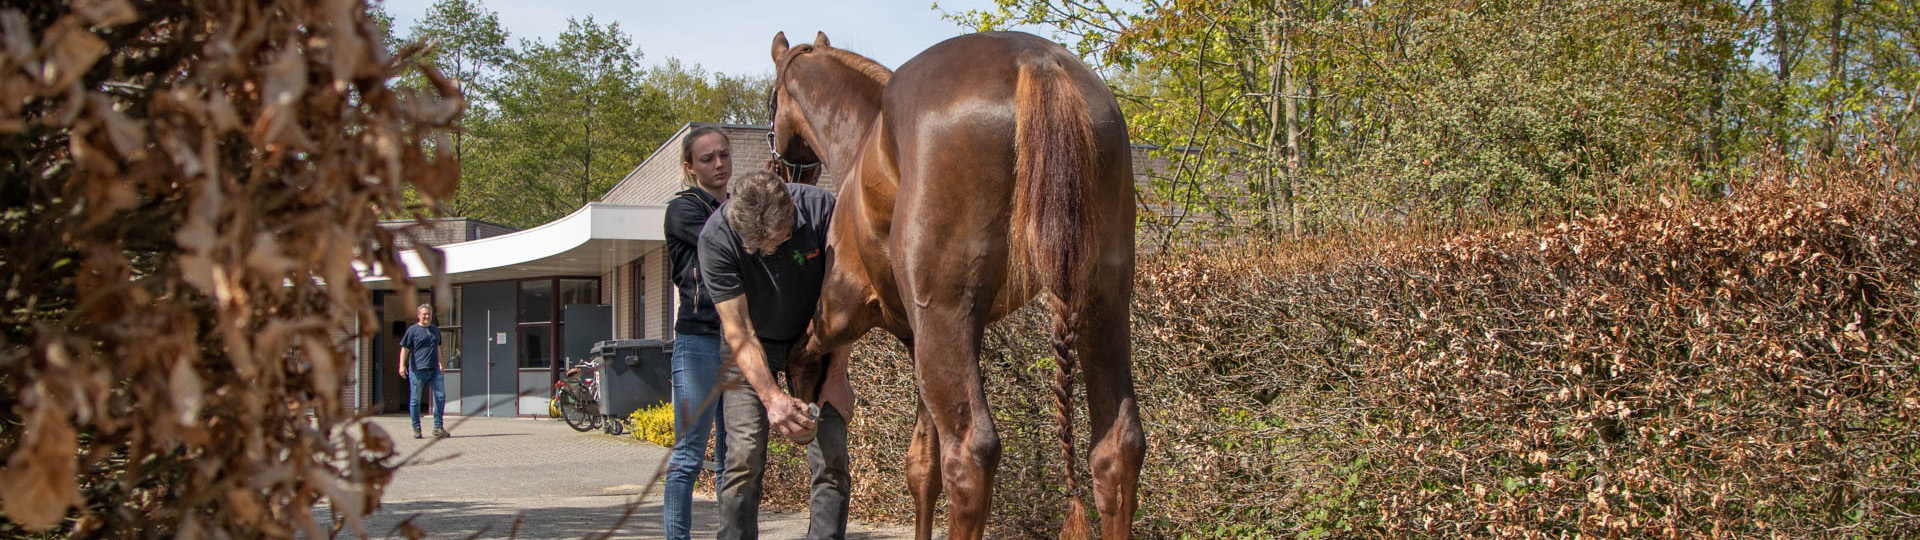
377;0;1031;77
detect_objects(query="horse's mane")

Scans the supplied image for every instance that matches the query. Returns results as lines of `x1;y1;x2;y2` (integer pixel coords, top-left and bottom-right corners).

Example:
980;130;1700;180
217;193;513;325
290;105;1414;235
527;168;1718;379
818;47;892;85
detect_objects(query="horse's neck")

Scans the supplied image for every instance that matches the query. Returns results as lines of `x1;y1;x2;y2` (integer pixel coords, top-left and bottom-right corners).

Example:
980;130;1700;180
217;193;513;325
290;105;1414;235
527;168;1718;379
796;55;887;177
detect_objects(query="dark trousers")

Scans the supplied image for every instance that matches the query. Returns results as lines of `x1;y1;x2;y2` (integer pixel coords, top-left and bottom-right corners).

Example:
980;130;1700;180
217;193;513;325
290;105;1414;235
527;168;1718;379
717;360;851;540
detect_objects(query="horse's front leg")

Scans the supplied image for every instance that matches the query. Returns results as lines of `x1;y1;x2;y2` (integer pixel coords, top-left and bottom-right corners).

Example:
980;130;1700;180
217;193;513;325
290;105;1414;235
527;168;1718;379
789;245;878;404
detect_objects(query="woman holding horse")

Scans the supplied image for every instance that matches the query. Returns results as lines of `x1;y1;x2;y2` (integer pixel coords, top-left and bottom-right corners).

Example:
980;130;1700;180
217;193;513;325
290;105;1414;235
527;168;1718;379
661;125;733;540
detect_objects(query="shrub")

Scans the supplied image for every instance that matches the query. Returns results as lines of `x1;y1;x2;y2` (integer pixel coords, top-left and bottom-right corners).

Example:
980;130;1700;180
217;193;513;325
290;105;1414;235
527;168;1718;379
760;151;1920;538
0;1;459;537
630;403;677;447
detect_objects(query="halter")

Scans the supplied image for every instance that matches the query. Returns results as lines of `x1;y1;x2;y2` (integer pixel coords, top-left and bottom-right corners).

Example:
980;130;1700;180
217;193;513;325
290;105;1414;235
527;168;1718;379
768;44;824;182
766;131;821;182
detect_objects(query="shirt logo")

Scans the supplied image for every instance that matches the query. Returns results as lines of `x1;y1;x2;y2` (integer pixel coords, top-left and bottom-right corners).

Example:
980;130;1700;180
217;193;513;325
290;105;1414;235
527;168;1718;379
791;248;820;264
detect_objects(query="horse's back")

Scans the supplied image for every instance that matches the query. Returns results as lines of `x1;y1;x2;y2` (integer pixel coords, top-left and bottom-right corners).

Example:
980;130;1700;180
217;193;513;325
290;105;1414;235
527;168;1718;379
883;31;1129;202
881;31;1132;320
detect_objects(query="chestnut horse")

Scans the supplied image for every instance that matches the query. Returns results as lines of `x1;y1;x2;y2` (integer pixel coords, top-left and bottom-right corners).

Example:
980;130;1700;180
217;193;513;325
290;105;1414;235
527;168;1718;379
769;31;1144;539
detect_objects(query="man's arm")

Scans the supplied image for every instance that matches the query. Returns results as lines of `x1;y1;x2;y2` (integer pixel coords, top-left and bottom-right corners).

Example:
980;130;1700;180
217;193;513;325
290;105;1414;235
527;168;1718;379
714;296;816;437
397;346;409;378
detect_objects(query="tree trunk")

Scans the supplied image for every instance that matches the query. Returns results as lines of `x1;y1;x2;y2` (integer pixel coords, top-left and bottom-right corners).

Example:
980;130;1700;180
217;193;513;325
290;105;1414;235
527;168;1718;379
1771;0;1795;152
1822;0;1847;157
1263;20;1289;237
1283;29;1302;236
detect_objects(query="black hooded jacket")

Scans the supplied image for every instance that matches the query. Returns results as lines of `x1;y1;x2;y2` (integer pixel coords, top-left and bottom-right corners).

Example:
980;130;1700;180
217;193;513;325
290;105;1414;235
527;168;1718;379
665;187;722;336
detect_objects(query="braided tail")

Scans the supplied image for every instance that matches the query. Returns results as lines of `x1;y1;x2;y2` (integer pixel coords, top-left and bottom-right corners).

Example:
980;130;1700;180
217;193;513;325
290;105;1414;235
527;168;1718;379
1013;55;1097;540
1051;307;1091;540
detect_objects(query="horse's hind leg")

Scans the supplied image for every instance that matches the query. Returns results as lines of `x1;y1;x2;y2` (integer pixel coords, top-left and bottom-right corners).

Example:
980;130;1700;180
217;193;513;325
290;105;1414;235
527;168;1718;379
1081;281;1145;539
908;398;943;540
911;305;998;540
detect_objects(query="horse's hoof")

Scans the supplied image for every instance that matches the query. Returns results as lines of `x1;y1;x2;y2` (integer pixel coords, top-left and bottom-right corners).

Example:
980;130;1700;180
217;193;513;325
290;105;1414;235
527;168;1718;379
786;427;817;446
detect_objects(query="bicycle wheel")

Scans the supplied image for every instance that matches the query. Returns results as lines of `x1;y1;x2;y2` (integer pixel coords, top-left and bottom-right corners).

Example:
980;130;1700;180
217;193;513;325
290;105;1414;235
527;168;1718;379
559;390;596;432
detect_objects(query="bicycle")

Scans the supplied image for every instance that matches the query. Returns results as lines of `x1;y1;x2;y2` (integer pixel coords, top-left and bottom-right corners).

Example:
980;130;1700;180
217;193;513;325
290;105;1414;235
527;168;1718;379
554;357;603;432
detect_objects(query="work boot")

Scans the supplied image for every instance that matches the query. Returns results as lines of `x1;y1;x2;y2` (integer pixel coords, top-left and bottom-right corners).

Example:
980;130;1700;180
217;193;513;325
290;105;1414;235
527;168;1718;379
433;427;449;438
412;429;422;439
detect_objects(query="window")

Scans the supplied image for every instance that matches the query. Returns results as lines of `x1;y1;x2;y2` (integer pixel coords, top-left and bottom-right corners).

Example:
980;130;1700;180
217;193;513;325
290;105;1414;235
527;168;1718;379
438;329;462;370
440;285;461;370
558;278;601;319
629;260;645;338
518;325;551;368
517;277;599;372
443;286;462;327
518;279;551;323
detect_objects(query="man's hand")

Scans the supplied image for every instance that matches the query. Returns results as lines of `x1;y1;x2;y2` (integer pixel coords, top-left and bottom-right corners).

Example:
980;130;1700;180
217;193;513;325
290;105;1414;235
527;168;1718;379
764;390;817;441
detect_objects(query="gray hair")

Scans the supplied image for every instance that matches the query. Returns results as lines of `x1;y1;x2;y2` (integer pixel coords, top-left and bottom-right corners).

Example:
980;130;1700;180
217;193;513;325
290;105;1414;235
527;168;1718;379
726;170;794;256
416;303;432;313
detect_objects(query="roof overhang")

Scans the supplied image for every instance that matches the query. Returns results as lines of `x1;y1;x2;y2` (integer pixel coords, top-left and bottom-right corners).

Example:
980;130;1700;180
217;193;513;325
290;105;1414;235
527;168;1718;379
361;202;665;289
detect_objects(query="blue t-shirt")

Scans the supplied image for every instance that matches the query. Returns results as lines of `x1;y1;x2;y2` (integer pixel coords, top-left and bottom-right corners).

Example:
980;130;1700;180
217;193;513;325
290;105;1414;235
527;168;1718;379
400;324;441;372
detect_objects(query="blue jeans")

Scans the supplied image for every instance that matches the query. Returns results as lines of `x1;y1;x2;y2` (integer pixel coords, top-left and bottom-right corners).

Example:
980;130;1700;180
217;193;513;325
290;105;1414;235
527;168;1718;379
664;334;729;540
408;368;445;432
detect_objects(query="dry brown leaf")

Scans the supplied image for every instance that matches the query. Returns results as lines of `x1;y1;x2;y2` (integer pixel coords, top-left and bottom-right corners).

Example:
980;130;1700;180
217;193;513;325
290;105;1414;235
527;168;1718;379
88;93;144;158
397;519;426;540
168;355;203;428
0;10;33;62
36;16;106;90
360;421;393;454
252;41;310;151
71;0;138;27
206;87;239;134
1;402;79;531
244;232;295;278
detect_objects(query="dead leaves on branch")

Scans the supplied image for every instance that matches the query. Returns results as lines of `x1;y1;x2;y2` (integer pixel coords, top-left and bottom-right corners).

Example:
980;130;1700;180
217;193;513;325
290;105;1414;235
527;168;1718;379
2;0;458;536
822;151;1920;538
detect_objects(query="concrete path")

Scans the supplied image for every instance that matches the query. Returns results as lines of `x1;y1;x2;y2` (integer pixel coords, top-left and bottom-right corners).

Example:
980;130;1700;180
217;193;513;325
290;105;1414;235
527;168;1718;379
337;414;911;539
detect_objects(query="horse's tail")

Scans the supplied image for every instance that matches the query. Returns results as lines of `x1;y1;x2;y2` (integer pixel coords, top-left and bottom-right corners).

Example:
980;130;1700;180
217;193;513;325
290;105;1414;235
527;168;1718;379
1012;55;1096;540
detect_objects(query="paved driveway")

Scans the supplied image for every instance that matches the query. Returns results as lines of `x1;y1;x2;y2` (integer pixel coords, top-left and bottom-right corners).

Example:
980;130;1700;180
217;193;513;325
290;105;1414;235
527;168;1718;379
339;414;909;539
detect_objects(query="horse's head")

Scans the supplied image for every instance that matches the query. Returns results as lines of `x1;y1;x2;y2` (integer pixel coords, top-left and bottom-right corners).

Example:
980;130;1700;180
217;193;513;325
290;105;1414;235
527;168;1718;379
785;330;830;404
767;32;827;184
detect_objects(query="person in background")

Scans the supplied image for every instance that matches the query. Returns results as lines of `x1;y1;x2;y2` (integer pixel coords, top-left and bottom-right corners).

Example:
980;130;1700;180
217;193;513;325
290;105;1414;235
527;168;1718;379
700;170;854;540
398;303;448;439
662;125;733;540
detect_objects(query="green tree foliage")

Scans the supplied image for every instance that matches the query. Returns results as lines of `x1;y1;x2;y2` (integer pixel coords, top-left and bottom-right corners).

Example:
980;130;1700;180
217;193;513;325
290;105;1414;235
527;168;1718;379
648;58;772;125
954;0;1918;243
392;0;771;228
403;0;510;217
467;17;670;228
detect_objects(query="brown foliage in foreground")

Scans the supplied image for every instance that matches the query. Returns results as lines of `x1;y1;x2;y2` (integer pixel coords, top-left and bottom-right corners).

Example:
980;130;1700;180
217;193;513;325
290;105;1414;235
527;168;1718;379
761;151;1920;538
1;1;458;537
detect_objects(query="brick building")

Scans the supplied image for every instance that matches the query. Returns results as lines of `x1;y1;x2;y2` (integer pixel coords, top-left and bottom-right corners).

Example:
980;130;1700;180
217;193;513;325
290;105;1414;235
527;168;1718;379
348;121;1188;416
351;123;833;416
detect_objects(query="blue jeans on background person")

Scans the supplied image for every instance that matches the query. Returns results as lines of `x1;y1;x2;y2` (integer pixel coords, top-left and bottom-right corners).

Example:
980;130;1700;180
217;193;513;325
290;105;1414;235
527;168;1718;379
408;368;445;433
664;333;730;540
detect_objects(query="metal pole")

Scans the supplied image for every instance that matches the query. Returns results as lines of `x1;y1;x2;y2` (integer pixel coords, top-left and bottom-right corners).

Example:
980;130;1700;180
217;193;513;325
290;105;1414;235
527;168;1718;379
485;310;493;417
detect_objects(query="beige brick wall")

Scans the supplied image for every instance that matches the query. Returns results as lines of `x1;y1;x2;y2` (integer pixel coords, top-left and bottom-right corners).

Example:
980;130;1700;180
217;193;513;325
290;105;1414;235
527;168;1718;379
328;315;364;413
607;248;672;341
602;123;842;207
379;218;520;250
644;245;671;339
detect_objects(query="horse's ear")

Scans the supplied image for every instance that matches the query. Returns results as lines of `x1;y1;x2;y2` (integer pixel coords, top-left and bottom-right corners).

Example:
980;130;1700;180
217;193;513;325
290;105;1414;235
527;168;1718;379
772;32;790;61
813;32;830;49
